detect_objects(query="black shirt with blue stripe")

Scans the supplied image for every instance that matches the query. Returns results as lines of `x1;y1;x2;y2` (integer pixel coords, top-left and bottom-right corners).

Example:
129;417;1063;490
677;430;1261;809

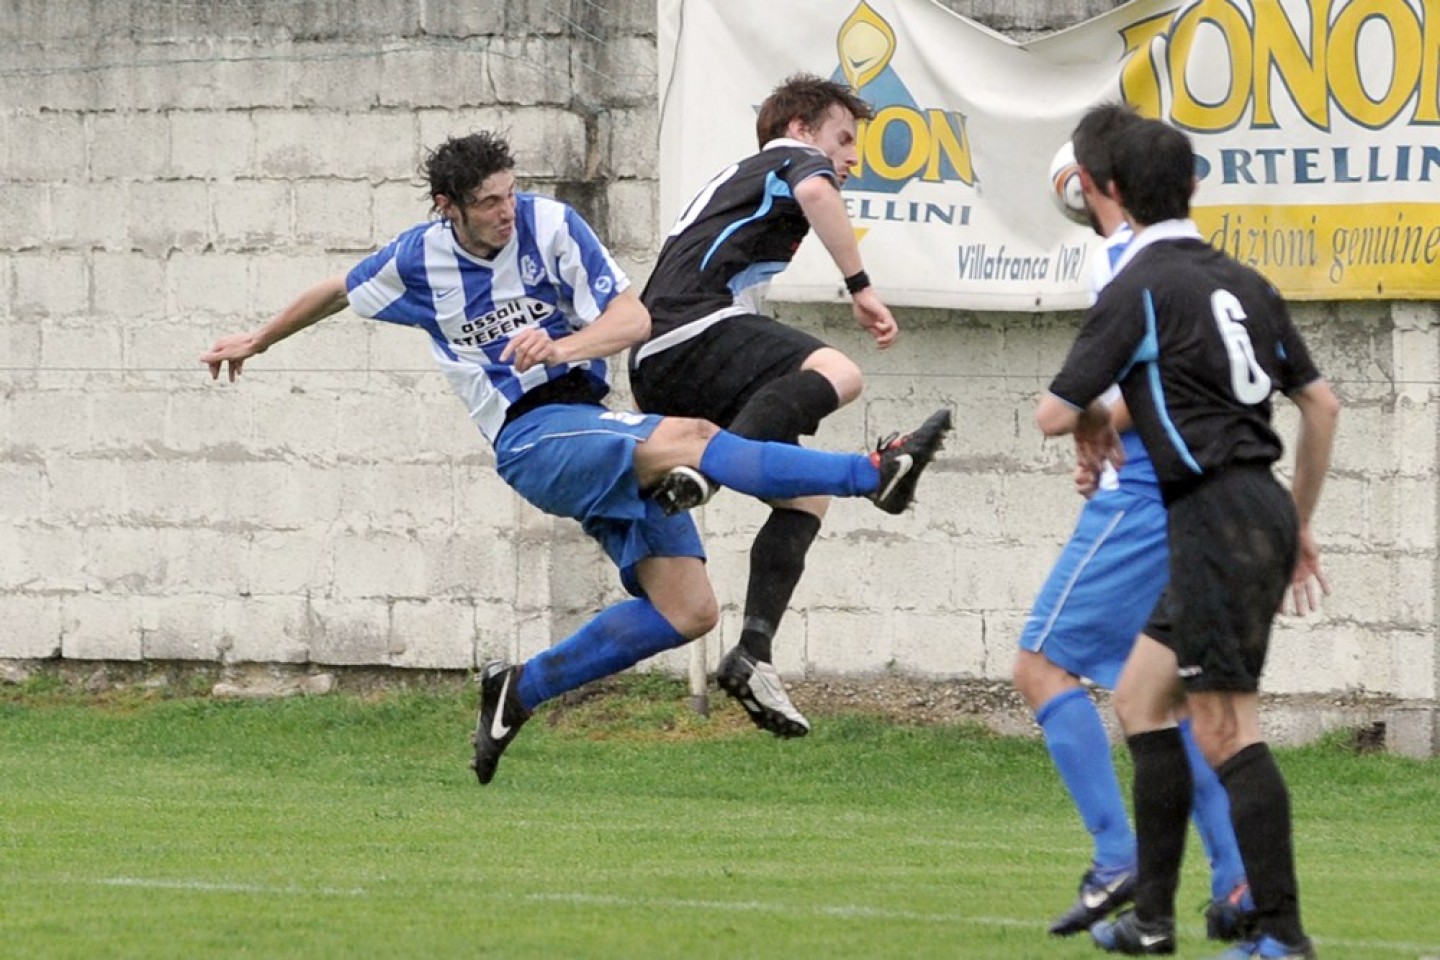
1048;220;1322;503
640;139;837;339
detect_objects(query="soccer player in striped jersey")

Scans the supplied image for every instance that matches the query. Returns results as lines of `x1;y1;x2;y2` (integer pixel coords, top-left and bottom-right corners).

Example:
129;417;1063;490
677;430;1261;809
1038;117;1338;959
1016;105;1252;943
200;132;951;785
629;74;900;739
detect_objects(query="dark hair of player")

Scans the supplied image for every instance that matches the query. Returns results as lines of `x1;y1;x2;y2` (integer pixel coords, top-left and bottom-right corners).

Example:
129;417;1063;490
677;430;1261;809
1112;118;1195;226
754;73;873;148
423;132;516;214
1071;102;1142;194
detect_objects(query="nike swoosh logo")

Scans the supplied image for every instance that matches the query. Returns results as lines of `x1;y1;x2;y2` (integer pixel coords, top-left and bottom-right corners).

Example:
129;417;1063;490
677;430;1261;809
490;671;513;740
1139;933;1168;947
1081;876;1128;910
875;454;913;501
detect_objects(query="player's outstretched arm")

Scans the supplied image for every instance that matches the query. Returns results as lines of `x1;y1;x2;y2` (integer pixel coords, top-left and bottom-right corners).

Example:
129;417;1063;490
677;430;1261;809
200;275;349;381
794;176;897;348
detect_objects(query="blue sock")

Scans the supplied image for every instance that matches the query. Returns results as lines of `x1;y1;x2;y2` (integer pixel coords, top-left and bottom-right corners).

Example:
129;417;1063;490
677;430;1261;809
516;598;686;710
698;430;878;501
1179;718;1248;899
1037;687;1136;871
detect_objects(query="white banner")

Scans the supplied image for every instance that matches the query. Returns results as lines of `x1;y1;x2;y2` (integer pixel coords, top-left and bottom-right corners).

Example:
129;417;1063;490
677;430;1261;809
658;0;1440;310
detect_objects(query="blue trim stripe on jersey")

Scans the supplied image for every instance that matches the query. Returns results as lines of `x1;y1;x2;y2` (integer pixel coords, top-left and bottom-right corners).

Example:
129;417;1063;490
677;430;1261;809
1107;242;1127;273
1139;288;1203;475
700;169;792;271
727;260;789;297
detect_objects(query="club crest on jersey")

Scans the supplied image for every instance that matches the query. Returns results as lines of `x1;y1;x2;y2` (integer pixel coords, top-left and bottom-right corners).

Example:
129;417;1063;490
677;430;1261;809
519;255;545;287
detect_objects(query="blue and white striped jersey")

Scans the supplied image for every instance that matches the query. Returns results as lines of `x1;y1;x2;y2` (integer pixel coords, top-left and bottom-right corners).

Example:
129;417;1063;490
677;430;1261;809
1091;222;1134;302
345;193;630;444
1092;222;1159;497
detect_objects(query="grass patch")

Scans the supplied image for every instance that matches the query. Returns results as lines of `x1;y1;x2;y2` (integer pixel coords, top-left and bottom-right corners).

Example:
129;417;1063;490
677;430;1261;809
1;678;1436;959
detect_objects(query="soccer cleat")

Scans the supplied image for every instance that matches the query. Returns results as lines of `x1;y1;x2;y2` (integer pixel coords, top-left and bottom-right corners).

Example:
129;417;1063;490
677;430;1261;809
1090;909;1177;955
1208;935;1316;959
715;645;810;738
650;465;716;516
470;660;531;785
1204;882;1258;942
1049;865;1137;936
868;408;953;514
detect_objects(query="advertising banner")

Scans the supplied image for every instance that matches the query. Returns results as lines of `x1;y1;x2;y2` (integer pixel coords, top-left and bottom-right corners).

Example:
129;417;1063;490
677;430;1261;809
658;0;1440;310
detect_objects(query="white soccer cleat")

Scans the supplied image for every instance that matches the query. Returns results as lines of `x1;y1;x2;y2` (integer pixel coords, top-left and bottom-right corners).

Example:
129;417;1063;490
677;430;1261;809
716;646;810;738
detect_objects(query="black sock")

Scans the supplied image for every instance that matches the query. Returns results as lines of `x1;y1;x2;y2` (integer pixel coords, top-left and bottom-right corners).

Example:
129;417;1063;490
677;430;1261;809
738;508;822;663
1128;727;1192;922
727;369;840;443
1218;742;1306;946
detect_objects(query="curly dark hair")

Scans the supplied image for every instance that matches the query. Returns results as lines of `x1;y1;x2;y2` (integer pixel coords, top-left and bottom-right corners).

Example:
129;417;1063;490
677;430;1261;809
754;73;873;148
423;132;515;214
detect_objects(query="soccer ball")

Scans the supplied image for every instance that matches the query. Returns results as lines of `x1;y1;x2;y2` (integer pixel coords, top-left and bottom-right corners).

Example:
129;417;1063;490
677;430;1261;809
1048;141;1089;225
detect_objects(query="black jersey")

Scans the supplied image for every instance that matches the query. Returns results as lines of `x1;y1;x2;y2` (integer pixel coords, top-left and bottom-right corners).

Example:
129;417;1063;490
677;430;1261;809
639;139;836;352
1049;221;1322;500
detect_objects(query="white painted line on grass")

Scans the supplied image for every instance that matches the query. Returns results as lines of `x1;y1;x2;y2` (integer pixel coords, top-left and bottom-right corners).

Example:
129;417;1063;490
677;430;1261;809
524;891;1440;956
94;877;366;897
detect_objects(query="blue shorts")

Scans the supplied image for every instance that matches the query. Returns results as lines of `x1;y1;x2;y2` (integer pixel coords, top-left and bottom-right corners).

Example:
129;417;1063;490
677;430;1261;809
1018;487;1169;689
494;403;705;596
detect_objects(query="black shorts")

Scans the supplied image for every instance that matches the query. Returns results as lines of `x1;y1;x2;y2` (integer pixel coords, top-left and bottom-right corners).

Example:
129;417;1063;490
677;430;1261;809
1143;465;1298;693
629;313;828;428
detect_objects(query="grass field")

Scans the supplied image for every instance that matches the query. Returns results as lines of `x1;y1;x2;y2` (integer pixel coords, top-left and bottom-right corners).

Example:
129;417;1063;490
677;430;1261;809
2;673;1438;960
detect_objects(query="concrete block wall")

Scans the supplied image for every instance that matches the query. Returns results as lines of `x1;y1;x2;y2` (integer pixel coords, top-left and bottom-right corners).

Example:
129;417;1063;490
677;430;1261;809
2;0;1437;713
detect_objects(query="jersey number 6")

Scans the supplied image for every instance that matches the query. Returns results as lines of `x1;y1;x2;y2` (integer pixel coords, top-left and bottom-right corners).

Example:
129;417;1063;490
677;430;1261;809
1211;289;1272;405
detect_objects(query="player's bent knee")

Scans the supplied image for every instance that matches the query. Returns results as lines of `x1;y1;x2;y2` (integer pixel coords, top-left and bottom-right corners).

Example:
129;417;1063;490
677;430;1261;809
1110;684;1162;734
804;350;864;405
666;595;719;640
654;416;719;447
636;417;721;481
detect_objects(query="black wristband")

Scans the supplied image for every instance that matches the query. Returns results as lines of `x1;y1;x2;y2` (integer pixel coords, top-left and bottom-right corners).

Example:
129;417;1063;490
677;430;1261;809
844;270;871;295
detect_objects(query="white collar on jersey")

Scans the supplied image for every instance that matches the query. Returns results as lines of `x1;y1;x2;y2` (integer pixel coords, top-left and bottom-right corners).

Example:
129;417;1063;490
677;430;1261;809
1111;218;1202;276
761;136;825;156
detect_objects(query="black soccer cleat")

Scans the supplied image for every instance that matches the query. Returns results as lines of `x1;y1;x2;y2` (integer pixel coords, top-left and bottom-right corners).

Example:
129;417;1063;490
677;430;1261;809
650;465;717;516
715;645;810;738
1050;864;1138;936
869;408;953;514
1090;909;1177;955
1203;881;1257;942
470;660;531;785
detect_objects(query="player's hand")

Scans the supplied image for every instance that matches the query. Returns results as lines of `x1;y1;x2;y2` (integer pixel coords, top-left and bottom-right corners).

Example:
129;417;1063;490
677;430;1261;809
200;333;263;382
852;288;898;349
501;326;567;372
1073;403;1122;479
1286;524;1331;616
1073;462;1099;499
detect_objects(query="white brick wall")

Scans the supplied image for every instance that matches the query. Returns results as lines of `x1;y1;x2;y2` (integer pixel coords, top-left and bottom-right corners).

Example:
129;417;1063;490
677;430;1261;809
0;0;1436;712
